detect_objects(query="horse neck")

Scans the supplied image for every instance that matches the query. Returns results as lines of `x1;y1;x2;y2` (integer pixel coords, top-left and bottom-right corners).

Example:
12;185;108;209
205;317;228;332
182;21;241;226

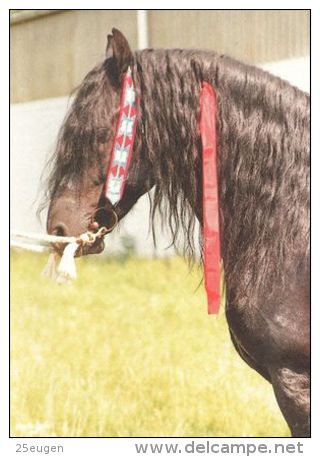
135;50;309;285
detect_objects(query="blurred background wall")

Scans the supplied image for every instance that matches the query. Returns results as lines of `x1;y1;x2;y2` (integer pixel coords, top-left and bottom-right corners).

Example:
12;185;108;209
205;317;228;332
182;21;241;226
10;10;310;103
10;10;310;256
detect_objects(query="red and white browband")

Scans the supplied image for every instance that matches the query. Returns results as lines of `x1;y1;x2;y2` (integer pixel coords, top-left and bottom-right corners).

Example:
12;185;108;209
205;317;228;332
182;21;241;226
105;67;139;205
105;67;221;314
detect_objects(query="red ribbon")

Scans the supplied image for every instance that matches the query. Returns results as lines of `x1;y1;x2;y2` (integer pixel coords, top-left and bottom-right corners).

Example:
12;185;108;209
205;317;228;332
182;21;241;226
200;82;221;314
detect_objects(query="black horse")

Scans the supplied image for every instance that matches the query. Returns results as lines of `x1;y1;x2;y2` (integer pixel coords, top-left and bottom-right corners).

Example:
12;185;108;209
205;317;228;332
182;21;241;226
45;29;310;437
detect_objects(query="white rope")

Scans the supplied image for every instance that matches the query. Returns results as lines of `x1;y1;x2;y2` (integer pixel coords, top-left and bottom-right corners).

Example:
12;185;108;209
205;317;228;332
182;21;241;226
11;230;78;245
10;239;52;253
11;227;108;284
11;227;107;247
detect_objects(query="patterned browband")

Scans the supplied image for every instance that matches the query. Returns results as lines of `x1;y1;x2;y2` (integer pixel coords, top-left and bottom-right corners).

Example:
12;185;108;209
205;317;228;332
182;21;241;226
105;67;139;206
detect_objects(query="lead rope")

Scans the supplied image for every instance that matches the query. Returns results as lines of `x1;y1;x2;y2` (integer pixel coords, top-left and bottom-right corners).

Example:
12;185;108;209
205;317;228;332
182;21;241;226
42;226;108;284
11;227;108;285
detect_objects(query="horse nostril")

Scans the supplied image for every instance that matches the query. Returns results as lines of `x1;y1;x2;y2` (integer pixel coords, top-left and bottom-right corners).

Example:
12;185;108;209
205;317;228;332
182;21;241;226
52;224;67;237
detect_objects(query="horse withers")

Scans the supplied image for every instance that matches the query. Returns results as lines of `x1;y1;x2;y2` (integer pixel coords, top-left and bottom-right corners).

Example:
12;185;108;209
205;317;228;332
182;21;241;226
46;29;310;437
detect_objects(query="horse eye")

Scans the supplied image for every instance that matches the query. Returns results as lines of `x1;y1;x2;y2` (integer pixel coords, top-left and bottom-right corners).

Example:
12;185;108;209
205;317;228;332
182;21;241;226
92;173;105;186
92;178;101;186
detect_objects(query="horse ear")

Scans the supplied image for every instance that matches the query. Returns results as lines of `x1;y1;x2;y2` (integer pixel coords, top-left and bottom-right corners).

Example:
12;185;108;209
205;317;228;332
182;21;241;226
106;28;133;79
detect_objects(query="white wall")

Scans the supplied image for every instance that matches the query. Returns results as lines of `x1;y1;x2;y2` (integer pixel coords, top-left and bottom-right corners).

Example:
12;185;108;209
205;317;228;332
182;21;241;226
260;56;310;93
10;57;309;257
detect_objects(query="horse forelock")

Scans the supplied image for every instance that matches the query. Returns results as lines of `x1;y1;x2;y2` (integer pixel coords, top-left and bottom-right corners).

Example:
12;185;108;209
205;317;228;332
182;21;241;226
41;61;119;208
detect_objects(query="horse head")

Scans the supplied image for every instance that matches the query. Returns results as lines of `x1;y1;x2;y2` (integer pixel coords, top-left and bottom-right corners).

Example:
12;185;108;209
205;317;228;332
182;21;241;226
46;29;154;254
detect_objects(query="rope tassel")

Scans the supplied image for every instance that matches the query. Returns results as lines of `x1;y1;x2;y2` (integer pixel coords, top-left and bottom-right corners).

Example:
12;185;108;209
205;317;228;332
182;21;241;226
56;242;79;284
41;242;78;284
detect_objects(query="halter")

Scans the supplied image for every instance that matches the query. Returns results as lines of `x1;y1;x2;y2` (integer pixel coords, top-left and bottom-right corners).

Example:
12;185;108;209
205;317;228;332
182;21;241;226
104;67;221;314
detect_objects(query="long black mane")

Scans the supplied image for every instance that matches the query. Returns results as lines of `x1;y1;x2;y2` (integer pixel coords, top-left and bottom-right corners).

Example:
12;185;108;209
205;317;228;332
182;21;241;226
137;50;309;297
45;48;310;303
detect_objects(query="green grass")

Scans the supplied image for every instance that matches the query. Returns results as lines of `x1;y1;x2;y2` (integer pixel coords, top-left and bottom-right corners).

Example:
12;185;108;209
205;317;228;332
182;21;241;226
10;251;290;437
